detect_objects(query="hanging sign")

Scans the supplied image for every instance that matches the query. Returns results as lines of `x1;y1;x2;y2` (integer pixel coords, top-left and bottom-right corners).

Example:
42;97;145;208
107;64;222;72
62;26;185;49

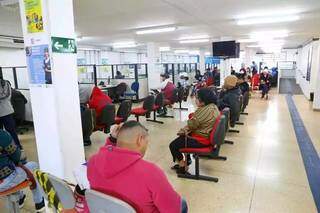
51;37;77;53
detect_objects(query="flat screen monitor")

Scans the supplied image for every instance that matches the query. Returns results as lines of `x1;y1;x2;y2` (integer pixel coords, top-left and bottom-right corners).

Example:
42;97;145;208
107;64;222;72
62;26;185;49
212;41;239;58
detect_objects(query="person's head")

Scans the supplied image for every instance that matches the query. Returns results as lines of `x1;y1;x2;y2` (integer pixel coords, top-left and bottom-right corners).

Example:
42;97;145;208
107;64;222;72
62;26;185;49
195;88;217;107
223;75;238;90
252;61;256;65
196;70;201;75
263;68;269;74
44;50;49;58
160;73;169;82
116;71;122;76
117;121;149;156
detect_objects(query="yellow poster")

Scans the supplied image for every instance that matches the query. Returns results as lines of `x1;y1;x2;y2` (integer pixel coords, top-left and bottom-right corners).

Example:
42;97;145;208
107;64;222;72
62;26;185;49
24;0;44;33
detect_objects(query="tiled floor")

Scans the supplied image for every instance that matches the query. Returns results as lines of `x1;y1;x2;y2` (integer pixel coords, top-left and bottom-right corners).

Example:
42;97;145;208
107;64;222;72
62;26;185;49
0;91;318;213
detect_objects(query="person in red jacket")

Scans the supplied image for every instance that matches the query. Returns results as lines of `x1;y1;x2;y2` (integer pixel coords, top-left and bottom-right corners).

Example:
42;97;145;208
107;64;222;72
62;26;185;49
88;86;112;118
87;121;188;213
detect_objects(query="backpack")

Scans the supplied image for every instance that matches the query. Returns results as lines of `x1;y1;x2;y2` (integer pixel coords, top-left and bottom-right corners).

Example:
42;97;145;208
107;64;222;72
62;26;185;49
0;80;11;100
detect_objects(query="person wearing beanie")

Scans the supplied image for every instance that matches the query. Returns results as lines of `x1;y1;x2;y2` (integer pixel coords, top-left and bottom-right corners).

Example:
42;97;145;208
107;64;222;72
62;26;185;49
218;75;241;127
0;130;45;212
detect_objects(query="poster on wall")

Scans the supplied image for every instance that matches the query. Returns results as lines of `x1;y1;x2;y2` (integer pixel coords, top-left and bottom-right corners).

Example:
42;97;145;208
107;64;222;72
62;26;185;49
26;44;52;85
306;47;313;82
24;0;44;33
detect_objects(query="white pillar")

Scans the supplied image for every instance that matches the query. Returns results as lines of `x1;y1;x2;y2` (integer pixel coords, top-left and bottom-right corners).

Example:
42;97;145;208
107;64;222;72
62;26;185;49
312;41;320;109
147;43;161;89
199;49;206;73
18;0;85;181
220;59;231;86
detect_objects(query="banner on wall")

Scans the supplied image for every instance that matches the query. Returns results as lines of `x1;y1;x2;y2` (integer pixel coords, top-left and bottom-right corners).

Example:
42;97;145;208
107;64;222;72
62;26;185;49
24;0;44;33
26;44;52;85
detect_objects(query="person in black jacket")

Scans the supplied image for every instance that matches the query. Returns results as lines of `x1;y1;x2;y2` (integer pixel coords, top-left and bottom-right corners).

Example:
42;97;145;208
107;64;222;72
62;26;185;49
236;74;250;95
218;75;241;127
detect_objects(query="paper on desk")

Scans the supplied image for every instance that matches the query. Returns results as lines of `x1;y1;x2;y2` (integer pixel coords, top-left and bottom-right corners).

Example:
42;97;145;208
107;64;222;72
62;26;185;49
73;164;90;190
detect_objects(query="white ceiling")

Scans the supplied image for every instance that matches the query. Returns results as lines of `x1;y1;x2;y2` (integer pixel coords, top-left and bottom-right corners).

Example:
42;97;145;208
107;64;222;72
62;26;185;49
1;0;320;51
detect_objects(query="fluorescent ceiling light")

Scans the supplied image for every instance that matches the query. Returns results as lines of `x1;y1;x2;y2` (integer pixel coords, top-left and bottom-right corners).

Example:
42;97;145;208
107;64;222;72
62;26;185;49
179;35;209;40
159;46;171;52
136;27;176;35
237;15;299;25
112;41;137;48
179;39;209;44
205;52;211;56
250;30;289;40
237;38;257;43
237;9;300;19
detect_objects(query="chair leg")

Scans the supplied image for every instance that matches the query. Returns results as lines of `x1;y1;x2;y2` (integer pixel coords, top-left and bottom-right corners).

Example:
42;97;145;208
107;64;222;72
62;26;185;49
147;111;164;124
224;140;234;145
236;122;244;125
157;107;174;118
174;102;188;111
229;129;240;133
136;116;139;122
241;112;249;115
177;155;219;182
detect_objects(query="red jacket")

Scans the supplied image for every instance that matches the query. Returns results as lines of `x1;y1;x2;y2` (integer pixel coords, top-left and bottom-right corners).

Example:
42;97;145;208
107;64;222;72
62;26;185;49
162;81;176;102
88;86;112;118
87;146;181;213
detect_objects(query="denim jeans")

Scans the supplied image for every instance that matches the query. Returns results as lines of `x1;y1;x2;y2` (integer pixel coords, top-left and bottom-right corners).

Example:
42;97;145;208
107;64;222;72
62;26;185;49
0;162;43;204
181;198;188;213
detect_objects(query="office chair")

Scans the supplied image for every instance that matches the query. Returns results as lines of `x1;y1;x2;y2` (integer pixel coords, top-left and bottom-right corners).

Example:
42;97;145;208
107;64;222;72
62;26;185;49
131;95;155;122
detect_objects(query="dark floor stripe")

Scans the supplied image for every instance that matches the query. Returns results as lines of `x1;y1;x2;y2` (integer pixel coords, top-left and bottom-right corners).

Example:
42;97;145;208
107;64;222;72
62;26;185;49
286;95;320;212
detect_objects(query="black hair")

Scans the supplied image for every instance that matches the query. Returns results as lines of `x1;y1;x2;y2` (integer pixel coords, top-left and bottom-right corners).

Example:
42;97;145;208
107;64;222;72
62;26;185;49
197;88;217;105
116;71;122;75
160;73;170;79
119;120;148;133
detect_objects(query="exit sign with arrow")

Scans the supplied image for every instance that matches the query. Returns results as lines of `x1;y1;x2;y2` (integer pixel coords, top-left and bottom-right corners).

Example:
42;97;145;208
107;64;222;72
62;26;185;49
51;37;77;53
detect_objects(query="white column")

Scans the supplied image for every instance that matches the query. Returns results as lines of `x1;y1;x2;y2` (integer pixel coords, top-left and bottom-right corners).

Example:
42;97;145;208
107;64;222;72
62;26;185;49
312;41;320;109
199;49;206;73
147;43;161;89
18;0;85;181
220;59;231;86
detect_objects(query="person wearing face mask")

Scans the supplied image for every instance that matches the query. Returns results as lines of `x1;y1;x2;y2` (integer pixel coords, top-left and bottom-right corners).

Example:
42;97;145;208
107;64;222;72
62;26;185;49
260;68;271;99
169;88;220;175
87;121;187;213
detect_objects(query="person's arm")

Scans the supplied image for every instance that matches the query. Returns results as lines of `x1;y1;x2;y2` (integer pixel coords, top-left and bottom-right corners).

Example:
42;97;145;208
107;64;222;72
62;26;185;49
148;166;182;213
187;110;201;131
5;139;21;165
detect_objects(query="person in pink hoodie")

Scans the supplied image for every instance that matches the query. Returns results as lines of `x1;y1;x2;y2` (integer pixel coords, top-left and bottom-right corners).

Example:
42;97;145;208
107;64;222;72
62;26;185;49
87;121;187;213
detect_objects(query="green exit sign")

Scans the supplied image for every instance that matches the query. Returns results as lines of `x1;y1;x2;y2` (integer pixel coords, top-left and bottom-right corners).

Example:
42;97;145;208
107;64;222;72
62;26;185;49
51;37;77;53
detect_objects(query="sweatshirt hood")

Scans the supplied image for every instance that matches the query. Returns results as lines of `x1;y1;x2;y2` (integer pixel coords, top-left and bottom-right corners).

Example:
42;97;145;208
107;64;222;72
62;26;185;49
88;145;142;179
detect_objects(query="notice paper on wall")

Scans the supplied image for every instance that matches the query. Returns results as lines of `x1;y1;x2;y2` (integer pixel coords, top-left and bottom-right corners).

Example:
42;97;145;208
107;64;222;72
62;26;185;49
26;44;52;85
24;0;44;33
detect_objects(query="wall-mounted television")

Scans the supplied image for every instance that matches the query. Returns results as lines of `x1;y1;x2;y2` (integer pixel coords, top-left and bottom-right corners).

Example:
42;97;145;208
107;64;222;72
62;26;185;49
212;40;240;58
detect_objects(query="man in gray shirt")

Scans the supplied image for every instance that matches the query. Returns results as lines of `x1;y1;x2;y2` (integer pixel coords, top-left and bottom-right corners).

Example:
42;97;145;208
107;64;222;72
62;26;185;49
0;78;23;149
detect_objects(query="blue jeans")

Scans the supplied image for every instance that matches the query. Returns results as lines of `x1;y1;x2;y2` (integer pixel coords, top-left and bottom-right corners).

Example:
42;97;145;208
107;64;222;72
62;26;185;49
0;162;43;204
181;198;188;213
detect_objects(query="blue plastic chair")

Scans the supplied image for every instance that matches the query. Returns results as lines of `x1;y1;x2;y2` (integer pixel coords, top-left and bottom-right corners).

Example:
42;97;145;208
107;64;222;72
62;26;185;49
124;82;139;99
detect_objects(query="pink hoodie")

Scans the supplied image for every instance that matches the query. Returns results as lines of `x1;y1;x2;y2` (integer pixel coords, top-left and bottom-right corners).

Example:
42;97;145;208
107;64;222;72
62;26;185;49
87;145;182;213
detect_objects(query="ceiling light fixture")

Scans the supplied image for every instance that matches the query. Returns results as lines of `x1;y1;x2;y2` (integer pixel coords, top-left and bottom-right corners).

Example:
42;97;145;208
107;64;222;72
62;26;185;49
179;35;209;40
237;38;257;43
205;52;211;56
179;39;209;44
136;27;177;35
237;15;299;25
189;50;200;55
250;30;289;40
159;46;171;52
112;41;137;49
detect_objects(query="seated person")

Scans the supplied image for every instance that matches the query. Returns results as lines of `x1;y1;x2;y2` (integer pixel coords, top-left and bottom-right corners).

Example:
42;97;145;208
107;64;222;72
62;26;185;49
88;86;112;119
194;70;202;82
260;68;271;100
0;130;45;212
115;71;125;79
218;75;241;127
236;74;250;95
169;88;220;174
87;121;187;213
178;73;189;89
78;83;94;111
204;68;213;86
153;73;176;115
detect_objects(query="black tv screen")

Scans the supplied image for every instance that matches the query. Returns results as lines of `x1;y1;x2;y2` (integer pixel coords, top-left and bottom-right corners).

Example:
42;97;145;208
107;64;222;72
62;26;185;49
212;41;239;58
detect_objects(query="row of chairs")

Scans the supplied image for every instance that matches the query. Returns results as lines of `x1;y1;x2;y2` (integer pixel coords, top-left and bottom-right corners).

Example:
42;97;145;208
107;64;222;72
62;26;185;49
177;91;250;182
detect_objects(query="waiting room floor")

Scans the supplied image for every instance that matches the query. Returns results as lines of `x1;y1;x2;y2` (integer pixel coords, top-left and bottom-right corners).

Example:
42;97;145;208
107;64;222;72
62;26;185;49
0;91;319;213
